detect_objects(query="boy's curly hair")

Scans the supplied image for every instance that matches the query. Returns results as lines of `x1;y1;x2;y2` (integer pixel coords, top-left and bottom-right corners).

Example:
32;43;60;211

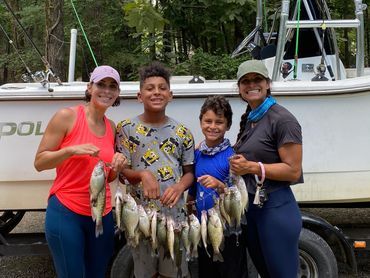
199;95;233;128
139;61;171;88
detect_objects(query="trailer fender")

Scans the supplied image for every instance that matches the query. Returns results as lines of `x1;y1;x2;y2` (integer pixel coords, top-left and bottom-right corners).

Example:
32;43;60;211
0;210;25;235
301;211;357;274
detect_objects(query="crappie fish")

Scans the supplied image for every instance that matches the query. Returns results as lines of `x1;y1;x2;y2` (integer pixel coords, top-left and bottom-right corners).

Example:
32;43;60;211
115;187;123;231
90;160;106;204
91;187;106;237
122;194;139;241
181;220;191;260
138;205;150;238
201;210;210;257
156;213;167;250
229;186;242;230
167;216;175;261
188;214;201;258
149;209;158;252
219;193;231;226
223;187;231;215
174;226;183;278
90;160;106;237
232;174;248;214
207;208;224;262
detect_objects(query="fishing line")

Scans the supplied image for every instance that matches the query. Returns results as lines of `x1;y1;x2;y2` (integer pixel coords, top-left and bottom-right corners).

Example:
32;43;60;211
0;21;34;80
70;0;98;67
2;0;62;84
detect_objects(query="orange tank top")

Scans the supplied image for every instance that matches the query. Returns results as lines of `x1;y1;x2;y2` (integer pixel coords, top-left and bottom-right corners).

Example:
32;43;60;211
49;105;113;216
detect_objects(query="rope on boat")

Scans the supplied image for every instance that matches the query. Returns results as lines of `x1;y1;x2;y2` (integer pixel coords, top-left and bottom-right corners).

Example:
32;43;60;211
263;0;268;32
70;0;98;67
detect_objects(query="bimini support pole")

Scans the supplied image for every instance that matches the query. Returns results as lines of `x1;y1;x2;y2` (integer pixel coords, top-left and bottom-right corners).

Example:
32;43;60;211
255;0;263;45
272;0;290;81
68;29;78;83
355;0;366;77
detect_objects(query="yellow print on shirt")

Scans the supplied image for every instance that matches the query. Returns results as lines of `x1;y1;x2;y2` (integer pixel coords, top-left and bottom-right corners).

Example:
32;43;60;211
141;149;159;166
160;138;178;155
122;136;139;153
136;124;152;136
183;133;194;150
158;166;174;182
117;119;132;132
176;125;188;139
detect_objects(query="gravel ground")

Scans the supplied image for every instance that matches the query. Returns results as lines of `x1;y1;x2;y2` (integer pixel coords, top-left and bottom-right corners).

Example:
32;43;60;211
1;209;370;278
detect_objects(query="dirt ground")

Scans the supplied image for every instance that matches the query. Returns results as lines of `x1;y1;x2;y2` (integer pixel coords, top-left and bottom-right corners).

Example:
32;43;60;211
1;208;370;278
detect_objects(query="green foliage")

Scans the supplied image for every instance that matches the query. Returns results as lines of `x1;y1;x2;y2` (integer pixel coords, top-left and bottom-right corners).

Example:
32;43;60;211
174;48;248;80
0;0;367;83
123;0;168;34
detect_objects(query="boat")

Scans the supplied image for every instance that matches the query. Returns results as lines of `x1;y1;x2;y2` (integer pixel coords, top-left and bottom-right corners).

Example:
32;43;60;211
0;0;369;215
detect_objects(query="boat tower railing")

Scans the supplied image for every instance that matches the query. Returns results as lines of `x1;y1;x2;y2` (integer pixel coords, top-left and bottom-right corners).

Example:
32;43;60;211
271;0;367;81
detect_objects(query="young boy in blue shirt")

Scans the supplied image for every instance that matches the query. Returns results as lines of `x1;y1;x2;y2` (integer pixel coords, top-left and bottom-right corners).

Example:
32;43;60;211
187;95;248;278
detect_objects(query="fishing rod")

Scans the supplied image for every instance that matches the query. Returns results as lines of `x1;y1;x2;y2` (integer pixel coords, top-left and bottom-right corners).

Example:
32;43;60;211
0;22;35;82
2;0;62;85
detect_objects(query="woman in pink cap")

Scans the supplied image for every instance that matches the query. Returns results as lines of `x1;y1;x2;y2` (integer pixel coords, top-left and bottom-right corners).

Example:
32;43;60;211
34;65;127;278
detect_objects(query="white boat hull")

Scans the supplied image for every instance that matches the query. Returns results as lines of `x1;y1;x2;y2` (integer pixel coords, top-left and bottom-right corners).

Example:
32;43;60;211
1;76;370;209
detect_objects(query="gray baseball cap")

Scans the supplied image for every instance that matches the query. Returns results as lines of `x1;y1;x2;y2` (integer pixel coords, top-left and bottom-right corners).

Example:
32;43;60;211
237;60;269;82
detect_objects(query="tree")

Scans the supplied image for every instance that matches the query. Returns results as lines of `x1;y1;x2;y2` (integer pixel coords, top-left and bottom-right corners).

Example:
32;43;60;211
45;0;65;81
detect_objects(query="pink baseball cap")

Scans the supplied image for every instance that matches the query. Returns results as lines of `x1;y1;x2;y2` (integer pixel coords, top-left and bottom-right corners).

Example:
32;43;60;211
90;65;120;86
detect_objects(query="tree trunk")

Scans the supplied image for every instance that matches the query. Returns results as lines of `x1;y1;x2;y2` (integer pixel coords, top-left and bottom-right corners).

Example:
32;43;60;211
162;24;172;63
8;0;22;81
221;23;230;53
45;0;65;81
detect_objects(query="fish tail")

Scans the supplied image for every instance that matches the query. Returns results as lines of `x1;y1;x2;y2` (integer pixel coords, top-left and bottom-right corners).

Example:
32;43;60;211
185;250;191;262
95;221;103;238
213;251;224;262
191;246;198;258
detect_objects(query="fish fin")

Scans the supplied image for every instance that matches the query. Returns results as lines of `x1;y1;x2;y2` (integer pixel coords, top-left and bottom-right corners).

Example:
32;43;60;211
213;251;224;262
205;247;211;258
95;222;103;238
191;246;198;258
91;208;97;223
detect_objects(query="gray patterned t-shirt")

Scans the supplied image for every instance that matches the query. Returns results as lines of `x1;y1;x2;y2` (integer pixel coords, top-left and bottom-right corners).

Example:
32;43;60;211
115;116;194;215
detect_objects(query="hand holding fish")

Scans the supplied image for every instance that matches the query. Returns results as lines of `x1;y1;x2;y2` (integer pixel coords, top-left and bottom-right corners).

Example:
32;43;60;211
110;152;128;173
229;154;256;176
161;183;183;208
197;175;225;190
140;170;160;199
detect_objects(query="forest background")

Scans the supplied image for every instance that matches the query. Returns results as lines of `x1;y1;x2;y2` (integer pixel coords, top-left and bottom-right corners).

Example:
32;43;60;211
0;0;369;84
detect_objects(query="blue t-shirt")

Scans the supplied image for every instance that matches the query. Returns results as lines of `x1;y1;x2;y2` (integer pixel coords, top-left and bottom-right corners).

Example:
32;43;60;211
188;146;234;220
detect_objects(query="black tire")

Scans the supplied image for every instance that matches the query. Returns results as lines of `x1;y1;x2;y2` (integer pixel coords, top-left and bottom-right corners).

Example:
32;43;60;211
298;228;338;278
110;245;135;278
0;210;25;235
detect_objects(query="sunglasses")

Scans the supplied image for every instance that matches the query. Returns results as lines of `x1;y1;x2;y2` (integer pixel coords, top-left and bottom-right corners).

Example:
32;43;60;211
240;76;265;85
